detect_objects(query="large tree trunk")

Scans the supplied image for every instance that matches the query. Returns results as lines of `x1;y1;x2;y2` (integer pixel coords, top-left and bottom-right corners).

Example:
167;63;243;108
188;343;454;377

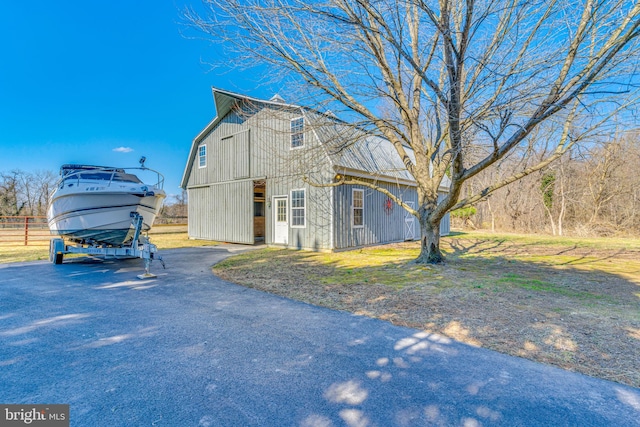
415;215;445;264
413;186;448;264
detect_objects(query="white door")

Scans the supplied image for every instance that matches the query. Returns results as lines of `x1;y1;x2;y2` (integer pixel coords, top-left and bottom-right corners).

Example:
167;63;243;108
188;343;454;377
404;201;416;240
273;196;288;244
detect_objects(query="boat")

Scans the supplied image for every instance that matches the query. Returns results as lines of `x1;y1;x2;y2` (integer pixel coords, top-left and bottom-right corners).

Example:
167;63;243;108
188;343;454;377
47;161;166;246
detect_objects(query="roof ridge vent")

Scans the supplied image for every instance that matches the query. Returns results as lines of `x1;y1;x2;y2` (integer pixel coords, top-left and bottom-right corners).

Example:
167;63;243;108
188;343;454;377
270;94;286;103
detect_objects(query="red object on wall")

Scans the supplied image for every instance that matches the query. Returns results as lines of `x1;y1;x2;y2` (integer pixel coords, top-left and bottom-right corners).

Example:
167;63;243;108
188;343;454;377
384;198;393;214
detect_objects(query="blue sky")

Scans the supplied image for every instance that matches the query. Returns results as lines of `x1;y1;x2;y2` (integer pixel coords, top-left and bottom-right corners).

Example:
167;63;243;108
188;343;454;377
0;1;275;201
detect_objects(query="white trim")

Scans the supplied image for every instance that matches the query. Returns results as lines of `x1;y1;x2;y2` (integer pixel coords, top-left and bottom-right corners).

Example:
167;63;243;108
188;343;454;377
334;166;450;193
404;201;416;240
290;188;306;228
352;188;364;228
198;144;207;168
273;195;288;245
290;116;305;150
186;176;267;190
335;166;416;187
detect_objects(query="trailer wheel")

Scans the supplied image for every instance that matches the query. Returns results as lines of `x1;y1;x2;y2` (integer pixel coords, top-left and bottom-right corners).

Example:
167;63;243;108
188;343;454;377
50;238;65;265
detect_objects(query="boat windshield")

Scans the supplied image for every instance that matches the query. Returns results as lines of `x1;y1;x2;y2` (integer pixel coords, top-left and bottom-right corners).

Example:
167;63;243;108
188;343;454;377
63;171;142;184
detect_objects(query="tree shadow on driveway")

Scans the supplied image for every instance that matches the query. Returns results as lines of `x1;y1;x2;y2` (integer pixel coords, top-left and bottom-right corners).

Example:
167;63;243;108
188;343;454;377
0;246;639;426
214;240;640;389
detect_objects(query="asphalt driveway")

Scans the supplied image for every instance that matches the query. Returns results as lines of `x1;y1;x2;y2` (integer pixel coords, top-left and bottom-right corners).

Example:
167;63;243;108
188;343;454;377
1;246;639;426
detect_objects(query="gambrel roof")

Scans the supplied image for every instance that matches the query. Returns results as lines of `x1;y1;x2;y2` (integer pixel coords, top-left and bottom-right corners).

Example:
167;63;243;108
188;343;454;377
181;87;450;191
313;120;417;184
181;88;301;188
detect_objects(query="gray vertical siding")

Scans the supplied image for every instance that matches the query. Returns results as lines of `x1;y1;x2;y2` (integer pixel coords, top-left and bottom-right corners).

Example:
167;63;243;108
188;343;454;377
186;110;255;245
333;181;450;249
185;98;449;250
438;193;451;236
333;180;417;249
188;180;254;244
266;176;333;250
249;106;334;250
233;130;250;179
188;113;247;187
186;103;334;249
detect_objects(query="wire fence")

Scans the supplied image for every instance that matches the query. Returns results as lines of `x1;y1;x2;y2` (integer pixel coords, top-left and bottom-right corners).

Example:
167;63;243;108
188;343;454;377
0;216;188;246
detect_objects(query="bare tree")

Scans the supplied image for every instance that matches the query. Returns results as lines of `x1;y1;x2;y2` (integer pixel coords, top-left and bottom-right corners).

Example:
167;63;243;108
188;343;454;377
0;170;57;217
569;134;640;235
546;156;569;236
466;132;640;237
186;0;640;263
18;170;57;216
158;190;189;223
0;171;25;216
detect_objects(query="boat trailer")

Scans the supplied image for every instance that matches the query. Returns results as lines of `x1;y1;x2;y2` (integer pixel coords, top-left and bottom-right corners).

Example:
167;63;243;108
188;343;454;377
49;213;165;279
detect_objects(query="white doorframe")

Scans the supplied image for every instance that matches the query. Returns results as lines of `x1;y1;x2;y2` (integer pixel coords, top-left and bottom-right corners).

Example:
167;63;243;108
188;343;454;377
404;201;416;241
273;196;288;244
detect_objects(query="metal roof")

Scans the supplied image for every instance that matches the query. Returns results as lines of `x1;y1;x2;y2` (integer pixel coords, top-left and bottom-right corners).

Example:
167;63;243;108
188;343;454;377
316;124;416;182
182;88;450;191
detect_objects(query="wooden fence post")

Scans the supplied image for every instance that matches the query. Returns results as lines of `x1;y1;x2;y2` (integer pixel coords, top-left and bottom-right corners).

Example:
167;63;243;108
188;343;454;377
24;216;29;246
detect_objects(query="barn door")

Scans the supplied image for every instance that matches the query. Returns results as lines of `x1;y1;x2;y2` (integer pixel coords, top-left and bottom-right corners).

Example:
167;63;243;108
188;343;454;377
404;201;416;241
273;196;288;244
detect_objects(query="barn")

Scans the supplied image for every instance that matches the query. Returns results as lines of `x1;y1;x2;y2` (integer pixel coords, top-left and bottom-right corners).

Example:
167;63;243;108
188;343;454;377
180;87;450;251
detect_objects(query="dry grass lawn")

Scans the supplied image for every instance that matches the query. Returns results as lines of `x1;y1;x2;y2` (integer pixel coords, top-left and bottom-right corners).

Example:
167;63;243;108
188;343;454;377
214;231;640;388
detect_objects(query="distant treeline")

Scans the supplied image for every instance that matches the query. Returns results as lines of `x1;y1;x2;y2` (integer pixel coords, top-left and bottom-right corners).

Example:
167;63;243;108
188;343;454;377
2;136;639;236
0;170;57;217
455;135;640;237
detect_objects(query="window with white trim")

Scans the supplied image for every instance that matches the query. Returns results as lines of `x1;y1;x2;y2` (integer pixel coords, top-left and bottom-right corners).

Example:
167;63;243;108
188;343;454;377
291;189;306;227
198;144;207;168
352;189;364;228
290;117;304;148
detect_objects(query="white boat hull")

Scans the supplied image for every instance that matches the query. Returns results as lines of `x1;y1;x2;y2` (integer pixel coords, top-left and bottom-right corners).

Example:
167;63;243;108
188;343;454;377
47;162;166;249
48;191;164;246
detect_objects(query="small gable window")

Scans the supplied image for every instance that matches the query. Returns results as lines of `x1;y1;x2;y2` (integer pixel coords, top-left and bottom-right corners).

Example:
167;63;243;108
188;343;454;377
198;144;207;168
291;117;304;149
